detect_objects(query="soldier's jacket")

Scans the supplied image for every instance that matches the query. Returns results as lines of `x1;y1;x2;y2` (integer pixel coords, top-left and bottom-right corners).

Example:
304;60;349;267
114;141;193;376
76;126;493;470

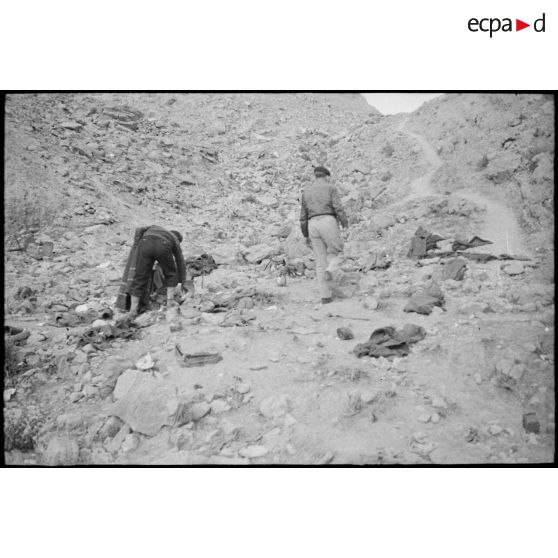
299;178;348;237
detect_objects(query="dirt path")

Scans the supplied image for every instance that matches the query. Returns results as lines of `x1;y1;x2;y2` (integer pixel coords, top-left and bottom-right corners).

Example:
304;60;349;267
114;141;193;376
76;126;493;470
403;129;442;199
401;123;529;257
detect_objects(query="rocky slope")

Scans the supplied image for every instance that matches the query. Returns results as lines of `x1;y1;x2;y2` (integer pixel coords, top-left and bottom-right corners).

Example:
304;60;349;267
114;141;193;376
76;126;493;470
3;93;555;465
407;93;554;255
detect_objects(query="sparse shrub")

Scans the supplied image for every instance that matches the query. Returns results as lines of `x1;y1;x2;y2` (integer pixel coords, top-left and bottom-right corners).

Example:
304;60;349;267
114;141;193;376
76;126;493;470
4;408;44;452
476;154;489;170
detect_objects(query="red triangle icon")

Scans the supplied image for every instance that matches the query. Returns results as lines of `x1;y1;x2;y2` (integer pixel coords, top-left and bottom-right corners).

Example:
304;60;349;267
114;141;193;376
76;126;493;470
516;19;530;31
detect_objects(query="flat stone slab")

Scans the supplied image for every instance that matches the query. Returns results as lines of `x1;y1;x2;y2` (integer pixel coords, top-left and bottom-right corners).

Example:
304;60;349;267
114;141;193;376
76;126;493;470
111;373;179;436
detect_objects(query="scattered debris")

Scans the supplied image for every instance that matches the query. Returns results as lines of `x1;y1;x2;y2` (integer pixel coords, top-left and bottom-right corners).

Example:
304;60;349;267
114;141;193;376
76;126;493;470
175;344;223;367
353;324;426;358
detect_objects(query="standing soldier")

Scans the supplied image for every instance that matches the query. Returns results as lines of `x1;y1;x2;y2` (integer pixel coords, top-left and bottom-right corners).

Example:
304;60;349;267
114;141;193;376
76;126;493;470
300;166;349;304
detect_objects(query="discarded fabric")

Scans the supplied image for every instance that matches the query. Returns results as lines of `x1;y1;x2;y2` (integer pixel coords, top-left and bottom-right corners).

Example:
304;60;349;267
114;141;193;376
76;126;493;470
451;236;492;251
184;253;218;278
75;320;141;350
407;227;444;259
353;324;426;358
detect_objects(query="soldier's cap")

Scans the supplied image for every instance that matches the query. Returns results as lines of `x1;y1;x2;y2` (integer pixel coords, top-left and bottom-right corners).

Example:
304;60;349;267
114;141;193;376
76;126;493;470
313;166;331;176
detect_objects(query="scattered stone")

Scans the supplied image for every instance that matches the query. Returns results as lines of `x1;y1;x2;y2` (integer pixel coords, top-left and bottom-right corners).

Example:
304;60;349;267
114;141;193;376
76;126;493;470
489;424;503;436
191;402;211;422
70;392;82;403
135;353;155;370
239;445;269;459
107;423;131;453
75;303;90;315
430;412;440;424
99;416;125;440
244;243;278;264
201;313;226;326
235;381;251;394
417;414;431;423
210;399;231;414
431;396;447;410
284;414;298;427
458;301;489;315
121;433;140;453
502;262;525;276
237;297;254;310
336;327;354;340
73;351;88;364
260;395;291;419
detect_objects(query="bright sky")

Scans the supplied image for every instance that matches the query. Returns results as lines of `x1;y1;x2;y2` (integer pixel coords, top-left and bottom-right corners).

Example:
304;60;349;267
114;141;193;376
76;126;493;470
363;93;443;115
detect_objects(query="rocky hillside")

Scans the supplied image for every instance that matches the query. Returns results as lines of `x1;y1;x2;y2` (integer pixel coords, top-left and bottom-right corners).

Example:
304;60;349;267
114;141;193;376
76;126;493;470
407;93;554;246
4;93;555;465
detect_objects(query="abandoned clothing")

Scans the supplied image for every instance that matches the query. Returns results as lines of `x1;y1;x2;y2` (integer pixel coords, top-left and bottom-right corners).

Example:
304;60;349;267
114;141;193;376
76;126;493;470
354;324;426;358
309;215;344;299
407;226;444;259
300;178;348;238
451;236;492;251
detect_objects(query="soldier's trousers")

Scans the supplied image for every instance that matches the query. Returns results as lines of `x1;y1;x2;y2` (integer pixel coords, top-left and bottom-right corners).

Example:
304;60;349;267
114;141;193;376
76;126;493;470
308;215;344;299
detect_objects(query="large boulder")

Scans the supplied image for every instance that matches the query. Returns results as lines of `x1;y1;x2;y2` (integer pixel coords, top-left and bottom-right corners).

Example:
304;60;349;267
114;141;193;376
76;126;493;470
111;372;179;436
243;243;279;264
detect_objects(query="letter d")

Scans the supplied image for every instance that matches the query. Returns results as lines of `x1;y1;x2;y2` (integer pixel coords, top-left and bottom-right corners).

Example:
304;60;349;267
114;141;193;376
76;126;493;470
534;13;545;32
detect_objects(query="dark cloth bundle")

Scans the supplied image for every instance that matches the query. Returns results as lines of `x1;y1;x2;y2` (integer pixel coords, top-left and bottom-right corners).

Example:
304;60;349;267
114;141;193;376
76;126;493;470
451;236;492;251
407;226;444;259
184;253;218;278
354;324;426;358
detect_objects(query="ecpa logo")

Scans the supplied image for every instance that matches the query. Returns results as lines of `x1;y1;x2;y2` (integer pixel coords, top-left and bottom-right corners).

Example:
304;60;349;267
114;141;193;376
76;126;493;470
468;13;546;37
